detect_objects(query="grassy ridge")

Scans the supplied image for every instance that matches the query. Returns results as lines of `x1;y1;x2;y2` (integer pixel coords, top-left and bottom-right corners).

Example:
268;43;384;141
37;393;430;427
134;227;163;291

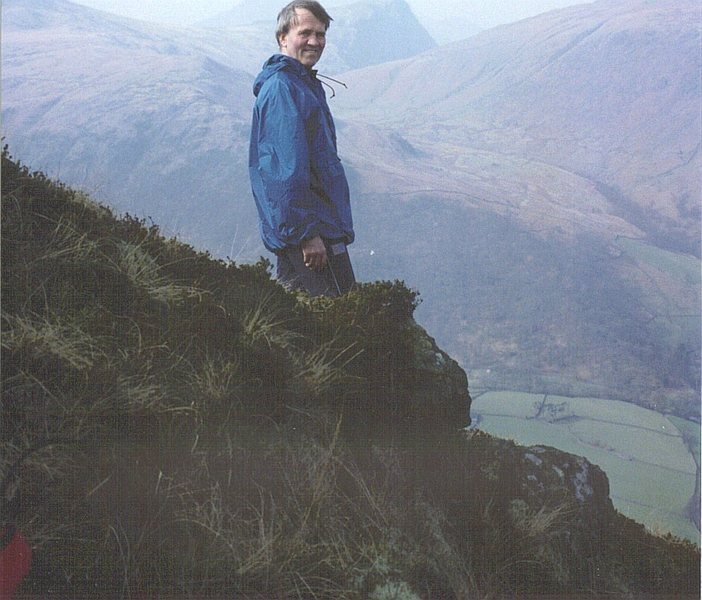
2;149;700;599
472;391;700;542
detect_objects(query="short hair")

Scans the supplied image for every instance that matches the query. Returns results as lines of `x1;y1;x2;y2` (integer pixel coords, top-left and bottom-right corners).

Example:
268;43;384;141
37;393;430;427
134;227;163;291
276;1;333;46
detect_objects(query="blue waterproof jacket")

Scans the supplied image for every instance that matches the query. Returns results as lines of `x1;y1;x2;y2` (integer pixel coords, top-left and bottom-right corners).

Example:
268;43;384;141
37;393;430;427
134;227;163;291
249;55;354;252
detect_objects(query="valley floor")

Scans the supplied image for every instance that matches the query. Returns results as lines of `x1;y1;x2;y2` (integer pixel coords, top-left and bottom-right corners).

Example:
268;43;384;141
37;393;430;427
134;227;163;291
471;390;701;543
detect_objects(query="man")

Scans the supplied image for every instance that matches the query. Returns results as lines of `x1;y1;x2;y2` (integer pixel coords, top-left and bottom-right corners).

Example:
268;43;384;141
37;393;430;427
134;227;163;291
249;0;355;297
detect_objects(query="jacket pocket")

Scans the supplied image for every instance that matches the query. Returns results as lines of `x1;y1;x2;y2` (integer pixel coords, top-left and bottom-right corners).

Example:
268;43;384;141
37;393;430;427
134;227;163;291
310;152;346;205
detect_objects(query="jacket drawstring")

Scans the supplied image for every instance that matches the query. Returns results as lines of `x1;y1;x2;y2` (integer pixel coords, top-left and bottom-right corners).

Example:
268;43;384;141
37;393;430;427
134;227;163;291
316;73;348;98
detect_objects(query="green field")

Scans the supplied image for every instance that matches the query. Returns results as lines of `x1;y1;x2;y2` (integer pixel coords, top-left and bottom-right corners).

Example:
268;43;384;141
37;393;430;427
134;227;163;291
472;391;700;542
669;415;702;468
616;237;701;286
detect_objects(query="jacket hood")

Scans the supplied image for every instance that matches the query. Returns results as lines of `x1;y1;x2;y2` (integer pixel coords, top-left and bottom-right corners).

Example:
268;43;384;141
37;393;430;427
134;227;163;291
253;54;313;97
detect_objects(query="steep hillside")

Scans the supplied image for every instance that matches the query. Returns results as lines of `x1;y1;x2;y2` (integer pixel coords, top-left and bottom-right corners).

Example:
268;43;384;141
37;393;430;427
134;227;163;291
2;150;699;599
2;0;262;256
323;0;436;68
336;0;701;255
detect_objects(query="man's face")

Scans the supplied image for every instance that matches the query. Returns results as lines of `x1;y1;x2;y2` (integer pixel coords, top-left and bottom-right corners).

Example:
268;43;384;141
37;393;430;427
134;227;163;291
279;8;327;68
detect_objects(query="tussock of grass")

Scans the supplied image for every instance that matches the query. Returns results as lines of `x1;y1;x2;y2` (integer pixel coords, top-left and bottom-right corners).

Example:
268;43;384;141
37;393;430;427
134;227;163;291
2;313;104;371
290;340;364;401
113;240;205;305
186;353;245;406
39;216;101;264
241;290;300;350
2;148;699;599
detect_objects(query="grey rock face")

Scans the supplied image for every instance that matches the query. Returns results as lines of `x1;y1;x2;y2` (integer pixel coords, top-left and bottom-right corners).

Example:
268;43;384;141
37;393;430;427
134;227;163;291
407;321;472;428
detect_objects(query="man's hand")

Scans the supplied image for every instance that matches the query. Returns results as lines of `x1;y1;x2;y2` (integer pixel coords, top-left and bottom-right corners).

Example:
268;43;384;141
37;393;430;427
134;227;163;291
301;235;328;271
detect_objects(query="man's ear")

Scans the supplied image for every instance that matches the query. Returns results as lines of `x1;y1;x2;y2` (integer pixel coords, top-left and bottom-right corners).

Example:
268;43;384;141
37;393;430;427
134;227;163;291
278;33;287;49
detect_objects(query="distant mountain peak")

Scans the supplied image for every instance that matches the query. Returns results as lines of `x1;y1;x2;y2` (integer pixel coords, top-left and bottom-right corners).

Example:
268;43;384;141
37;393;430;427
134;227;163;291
197;0;435;70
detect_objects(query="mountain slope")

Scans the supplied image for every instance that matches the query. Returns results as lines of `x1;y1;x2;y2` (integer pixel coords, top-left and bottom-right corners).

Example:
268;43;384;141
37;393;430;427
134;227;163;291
2;0;263;257
335;0;701;255
2;150;699;599
325;0;436;68
329;0;701;410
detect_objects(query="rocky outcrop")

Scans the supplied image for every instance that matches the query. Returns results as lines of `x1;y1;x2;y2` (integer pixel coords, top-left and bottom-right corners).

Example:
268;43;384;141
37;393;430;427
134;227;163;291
407;321;472;428
519;445;613;519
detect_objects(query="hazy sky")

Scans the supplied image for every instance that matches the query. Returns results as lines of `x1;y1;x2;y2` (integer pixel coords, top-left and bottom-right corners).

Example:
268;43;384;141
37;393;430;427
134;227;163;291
69;0;588;30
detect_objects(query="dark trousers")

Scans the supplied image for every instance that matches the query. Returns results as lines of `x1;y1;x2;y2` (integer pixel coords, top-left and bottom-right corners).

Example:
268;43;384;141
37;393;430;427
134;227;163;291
276;239;356;297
